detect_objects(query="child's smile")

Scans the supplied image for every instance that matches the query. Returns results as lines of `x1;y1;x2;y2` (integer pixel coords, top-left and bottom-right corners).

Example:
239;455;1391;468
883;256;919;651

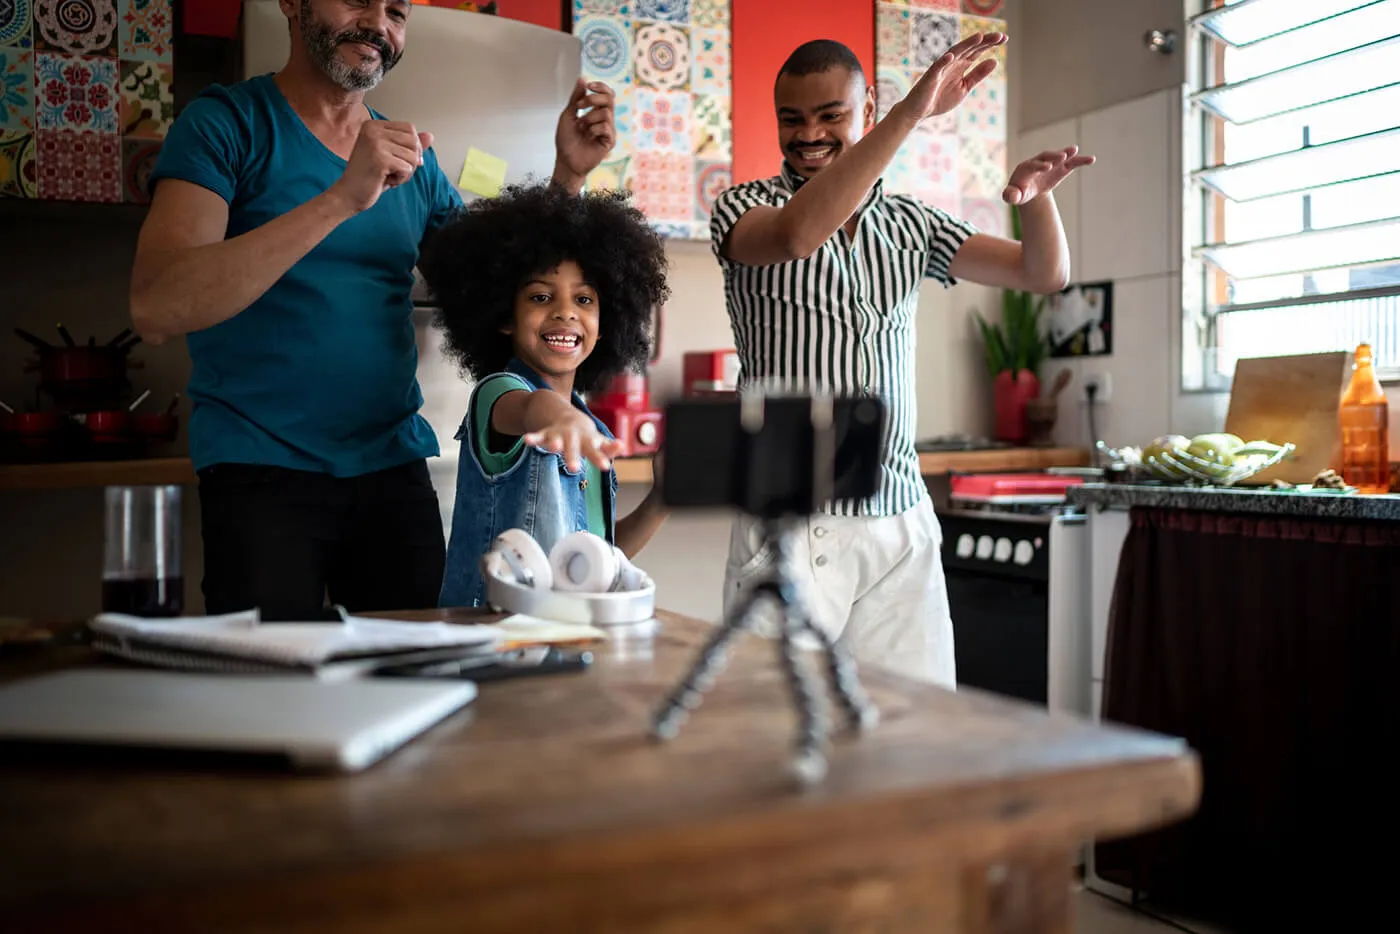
541;329;584;354
506;260;600;394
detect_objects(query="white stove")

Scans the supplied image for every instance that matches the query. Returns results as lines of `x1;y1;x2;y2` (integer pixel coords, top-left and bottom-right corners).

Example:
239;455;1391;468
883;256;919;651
938;473;1092;716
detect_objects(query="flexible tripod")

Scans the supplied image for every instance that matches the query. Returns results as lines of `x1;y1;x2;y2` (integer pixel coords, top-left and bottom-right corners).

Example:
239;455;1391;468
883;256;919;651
650;517;880;784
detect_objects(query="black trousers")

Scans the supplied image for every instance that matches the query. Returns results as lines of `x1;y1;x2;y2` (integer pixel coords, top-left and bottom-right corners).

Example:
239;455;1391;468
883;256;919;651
197;460;446;621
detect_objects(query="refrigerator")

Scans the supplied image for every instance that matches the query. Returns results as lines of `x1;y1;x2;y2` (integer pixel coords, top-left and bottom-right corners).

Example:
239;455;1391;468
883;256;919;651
240;1;583;532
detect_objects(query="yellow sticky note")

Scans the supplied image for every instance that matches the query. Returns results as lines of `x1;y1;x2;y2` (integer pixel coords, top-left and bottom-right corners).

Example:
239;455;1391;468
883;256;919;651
458;147;507;198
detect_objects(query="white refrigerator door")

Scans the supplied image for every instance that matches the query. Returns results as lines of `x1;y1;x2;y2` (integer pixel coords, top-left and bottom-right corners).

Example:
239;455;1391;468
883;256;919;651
241;1;582;202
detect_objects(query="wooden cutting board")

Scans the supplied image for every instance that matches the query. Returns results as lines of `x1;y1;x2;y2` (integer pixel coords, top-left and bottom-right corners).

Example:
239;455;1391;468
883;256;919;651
1225;351;1350;485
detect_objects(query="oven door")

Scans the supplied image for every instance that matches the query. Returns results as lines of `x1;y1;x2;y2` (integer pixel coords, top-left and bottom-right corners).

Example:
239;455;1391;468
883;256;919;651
940;510;1053;706
939;509;1090;713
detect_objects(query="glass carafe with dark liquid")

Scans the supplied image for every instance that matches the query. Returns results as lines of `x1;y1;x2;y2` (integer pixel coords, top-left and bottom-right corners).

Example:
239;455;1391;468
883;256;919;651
103;484;183;617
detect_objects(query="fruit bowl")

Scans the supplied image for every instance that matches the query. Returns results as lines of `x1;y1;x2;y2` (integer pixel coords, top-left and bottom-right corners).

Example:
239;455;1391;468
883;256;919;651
1097;438;1296;487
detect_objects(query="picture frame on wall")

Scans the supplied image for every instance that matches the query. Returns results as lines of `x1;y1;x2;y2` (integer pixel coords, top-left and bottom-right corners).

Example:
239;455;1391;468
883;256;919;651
1047;280;1114;358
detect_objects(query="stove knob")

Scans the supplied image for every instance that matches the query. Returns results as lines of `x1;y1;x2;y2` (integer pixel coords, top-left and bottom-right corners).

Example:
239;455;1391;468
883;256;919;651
993;538;1012;562
956;533;975;558
976;535;994;559
1013;540;1034;565
637;420;658;447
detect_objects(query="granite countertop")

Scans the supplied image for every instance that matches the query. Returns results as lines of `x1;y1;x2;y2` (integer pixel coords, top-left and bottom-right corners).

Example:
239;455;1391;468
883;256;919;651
1069;483;1400;522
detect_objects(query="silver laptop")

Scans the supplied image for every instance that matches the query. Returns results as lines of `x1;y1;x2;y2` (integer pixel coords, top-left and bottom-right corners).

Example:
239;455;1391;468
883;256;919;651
0;669;476;773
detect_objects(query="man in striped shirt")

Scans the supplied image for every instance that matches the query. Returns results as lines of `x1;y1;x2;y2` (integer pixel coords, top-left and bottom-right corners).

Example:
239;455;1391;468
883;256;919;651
709;34;1093;687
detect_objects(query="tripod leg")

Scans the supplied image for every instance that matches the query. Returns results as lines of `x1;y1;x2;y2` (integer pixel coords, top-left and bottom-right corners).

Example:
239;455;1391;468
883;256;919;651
650;585;769;741
794;611;880;732
777;609;829;785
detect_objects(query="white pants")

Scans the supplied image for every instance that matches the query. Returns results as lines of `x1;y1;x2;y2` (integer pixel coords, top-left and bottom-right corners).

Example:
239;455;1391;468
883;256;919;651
721;497;956;688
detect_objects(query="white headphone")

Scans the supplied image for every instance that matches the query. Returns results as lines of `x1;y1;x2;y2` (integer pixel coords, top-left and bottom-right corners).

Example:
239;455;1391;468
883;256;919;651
480;529;656;626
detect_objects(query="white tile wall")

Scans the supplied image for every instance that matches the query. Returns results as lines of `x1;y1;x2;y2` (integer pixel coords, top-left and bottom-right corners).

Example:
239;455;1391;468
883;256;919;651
1048;274;1175;450
1016;88;1192;450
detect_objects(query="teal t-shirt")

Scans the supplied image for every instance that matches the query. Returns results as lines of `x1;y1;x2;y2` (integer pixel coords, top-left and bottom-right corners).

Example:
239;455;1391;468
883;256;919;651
148;74;463;477
473;374;606;539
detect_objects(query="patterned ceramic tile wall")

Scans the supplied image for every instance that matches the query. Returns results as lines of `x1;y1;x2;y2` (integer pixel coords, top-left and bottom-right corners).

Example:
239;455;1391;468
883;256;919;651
0;0;172;203
875;0;1007;236
574;0;731;240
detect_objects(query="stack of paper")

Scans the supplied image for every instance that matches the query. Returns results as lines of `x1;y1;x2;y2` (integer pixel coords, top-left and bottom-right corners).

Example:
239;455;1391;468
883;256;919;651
89;610;504;674
87;610;609;676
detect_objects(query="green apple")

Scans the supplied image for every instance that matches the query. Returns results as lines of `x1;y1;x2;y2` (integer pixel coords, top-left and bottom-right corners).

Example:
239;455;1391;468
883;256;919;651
1143;435;1190;479
1187;433;1244;466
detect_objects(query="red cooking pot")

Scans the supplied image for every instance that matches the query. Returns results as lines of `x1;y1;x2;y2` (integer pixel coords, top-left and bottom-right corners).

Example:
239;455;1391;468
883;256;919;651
24;345;139;412
10;411;63;436
6;411;65;460
36;345;126;384
83;409;131;442
134;412;179;443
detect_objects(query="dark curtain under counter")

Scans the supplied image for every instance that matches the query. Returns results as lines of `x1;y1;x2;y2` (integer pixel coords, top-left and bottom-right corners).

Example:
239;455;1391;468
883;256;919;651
1069;485;1400;932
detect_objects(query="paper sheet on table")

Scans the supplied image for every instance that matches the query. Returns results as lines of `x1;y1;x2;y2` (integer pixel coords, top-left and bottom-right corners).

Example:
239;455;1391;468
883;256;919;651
496;614;606;647
458;147;508;197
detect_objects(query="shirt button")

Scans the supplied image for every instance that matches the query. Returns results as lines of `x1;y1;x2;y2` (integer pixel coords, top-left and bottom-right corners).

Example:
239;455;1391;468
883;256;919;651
815;555;828;567
813;528;827;538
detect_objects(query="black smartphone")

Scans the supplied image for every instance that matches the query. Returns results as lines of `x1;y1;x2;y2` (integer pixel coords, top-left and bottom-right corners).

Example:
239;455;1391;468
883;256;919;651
661;393;887;519
373;646;593;683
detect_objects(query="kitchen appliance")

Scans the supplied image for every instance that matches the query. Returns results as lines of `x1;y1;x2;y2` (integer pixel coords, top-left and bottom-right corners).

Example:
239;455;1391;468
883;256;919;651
939;472;1091;714
15;326;142;413
589;306;665;457
916;434;1012;452
4;326;174;464
682;349;740;397
590;372;663;457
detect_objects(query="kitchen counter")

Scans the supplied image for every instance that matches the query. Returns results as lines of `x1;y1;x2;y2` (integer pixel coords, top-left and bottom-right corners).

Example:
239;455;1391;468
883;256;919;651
0;609;1198;933
1070;482;1400;522
0;448;1091;492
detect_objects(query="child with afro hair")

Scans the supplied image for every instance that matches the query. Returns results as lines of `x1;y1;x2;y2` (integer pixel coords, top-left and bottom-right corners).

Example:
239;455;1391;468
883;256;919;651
419;183;672;608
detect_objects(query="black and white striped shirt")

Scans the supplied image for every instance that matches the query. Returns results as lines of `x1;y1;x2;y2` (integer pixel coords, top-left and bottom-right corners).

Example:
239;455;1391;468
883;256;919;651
709;162;977;518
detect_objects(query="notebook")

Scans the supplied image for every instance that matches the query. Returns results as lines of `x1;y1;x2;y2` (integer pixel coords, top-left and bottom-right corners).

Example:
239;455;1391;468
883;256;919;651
88;609;506;676
0;669;476;772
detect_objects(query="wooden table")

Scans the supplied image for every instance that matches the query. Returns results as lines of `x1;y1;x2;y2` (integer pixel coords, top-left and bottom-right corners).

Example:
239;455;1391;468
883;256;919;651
0;611;1198;933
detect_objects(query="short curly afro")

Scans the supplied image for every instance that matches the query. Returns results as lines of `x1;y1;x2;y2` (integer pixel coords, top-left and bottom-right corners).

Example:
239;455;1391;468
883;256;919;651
418;183;670;394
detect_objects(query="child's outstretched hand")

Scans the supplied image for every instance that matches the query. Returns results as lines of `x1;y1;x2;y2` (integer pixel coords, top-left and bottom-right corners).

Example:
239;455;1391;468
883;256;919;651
524;410;624;474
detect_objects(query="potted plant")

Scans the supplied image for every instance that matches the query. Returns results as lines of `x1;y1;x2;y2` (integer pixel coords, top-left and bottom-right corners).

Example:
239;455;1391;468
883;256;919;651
972;207;1049;444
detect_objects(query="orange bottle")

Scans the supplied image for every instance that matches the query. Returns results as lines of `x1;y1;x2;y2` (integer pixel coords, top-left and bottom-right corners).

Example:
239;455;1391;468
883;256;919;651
1339;343;1390;494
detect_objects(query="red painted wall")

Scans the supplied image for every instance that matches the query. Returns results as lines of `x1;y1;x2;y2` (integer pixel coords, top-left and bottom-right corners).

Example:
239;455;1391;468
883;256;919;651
731;0;875;184
496;0;565;30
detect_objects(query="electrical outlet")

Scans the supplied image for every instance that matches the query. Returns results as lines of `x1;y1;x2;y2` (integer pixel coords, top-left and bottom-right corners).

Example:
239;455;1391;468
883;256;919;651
1082;372;1112;404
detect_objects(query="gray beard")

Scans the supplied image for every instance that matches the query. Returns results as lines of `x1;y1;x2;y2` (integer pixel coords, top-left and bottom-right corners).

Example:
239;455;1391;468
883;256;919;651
299;0;401;92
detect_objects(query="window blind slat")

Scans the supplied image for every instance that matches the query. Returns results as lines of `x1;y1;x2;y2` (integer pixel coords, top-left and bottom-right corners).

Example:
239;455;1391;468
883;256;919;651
1193;127;1400;202
1189;0;1379;48
1194;216;1400;280
1190;35;1400;124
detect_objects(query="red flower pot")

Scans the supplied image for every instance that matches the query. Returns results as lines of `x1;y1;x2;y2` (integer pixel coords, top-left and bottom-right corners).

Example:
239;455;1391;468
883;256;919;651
993;369;1040;444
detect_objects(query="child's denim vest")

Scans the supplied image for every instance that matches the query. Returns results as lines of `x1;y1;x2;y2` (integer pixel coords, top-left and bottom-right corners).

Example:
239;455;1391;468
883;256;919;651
438;358;618;608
